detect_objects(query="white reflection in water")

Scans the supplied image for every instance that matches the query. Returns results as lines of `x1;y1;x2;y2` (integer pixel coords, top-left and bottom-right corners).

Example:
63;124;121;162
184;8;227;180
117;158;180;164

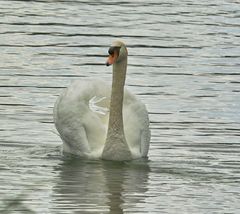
52;159;150;214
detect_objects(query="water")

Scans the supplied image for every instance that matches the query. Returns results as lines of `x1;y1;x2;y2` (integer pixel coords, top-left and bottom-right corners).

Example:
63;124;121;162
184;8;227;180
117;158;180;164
0;0;240;213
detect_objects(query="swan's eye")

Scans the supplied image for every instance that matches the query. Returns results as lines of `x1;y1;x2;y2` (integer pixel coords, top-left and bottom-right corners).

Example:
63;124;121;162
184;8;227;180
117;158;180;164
106;46;121;66
108;47;115;56
108;46;121;56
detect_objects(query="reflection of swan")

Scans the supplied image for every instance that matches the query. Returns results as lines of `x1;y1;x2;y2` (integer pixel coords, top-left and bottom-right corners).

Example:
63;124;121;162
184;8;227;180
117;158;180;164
54;41;150;161
52;159;150;213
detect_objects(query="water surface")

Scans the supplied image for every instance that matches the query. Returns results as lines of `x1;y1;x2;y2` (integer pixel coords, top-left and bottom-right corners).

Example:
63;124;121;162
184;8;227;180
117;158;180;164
0;0;240;213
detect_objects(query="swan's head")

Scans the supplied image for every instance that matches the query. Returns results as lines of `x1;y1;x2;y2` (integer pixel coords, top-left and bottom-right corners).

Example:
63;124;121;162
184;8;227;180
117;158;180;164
106;40;128;66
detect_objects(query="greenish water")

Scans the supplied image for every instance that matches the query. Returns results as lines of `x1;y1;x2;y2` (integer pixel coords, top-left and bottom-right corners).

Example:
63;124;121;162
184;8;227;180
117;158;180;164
0;0;240;213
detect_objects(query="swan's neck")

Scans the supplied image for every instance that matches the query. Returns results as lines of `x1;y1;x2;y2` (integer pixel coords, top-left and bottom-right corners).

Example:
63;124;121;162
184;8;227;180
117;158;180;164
102;58;132;160
108;60;127;132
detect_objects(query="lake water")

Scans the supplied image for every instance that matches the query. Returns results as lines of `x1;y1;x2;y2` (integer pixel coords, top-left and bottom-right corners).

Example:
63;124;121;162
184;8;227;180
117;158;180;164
0;0;240;213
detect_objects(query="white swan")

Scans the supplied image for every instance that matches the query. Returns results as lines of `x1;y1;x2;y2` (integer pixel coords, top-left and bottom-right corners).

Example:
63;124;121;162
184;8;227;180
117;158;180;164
53;40;150;161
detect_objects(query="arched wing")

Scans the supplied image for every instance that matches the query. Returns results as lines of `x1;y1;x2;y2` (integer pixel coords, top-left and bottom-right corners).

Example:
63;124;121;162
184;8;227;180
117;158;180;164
123;90;151;158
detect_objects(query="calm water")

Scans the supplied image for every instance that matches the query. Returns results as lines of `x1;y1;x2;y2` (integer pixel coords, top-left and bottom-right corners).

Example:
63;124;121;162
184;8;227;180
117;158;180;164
0;0;240;213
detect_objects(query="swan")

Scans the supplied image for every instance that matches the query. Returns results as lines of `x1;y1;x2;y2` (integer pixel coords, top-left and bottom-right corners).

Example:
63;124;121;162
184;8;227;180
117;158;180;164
53;40;150;161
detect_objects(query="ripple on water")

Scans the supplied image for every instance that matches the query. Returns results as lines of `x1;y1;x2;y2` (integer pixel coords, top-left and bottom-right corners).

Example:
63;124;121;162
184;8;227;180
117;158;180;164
0;0;240;213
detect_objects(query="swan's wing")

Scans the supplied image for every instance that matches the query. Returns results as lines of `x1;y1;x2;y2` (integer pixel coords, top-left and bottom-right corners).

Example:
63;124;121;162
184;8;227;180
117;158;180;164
54;87;91;156
123;90;151;158
54;79;110;157
140;114;151;157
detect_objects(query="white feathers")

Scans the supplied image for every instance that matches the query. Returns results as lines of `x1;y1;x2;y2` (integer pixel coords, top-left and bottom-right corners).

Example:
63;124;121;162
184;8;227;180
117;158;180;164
54;79;150;159
89;96;109;115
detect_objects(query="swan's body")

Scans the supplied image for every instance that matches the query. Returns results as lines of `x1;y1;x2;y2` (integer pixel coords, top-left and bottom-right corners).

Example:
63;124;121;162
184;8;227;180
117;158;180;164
54;41;150;161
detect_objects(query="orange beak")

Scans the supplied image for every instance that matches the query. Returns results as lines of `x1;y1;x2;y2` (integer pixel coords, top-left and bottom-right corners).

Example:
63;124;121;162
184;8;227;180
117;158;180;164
106;51;118;66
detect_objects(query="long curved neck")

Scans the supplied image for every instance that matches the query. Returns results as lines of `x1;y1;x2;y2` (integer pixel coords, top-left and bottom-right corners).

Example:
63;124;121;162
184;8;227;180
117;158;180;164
102;57;132;160
108;59;127;132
